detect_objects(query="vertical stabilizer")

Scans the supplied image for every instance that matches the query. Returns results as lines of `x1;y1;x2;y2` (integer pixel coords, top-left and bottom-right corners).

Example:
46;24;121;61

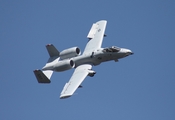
33;70;52;83
45;44;60;63
33;44;59;83
46;44;60;57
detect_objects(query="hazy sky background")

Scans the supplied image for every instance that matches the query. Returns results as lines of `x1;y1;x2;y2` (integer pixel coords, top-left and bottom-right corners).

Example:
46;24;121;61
1;0;175;120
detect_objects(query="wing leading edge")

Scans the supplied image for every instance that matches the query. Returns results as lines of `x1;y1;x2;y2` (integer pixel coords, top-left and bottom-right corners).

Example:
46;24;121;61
83;20;107;54
60;64;92;99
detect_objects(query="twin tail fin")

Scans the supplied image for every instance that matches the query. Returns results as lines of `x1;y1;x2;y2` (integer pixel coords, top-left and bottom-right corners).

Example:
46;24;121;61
33;44;59;83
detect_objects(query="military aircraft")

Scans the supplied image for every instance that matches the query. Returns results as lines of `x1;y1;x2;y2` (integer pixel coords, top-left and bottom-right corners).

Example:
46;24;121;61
33;20;133;99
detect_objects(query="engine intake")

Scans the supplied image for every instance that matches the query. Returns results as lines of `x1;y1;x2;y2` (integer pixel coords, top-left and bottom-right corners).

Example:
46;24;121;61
60;47;81;60
54;59;75;72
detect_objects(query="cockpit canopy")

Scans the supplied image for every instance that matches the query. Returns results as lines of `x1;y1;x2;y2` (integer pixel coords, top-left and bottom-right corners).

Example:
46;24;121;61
103;46;121;52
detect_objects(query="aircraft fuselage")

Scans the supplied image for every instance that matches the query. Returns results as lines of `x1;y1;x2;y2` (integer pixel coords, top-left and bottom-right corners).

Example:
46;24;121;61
73;47;133;67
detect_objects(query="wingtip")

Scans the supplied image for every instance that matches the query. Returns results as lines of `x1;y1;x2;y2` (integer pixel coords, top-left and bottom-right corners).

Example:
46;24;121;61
60;95;71;99
33;69;40;72
46;44;53;47
96;20;107;23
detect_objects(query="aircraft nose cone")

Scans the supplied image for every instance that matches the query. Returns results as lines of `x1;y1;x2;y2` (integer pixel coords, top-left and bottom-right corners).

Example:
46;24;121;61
123;49;133;56
127;49;133;55
130;52;134;55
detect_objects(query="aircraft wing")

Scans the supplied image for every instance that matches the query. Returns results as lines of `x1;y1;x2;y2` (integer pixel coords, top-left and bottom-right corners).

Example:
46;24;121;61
83;20;107;54
60;64;92;99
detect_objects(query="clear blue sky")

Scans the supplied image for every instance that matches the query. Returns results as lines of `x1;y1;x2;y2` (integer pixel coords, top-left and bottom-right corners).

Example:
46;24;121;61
1;0;175;120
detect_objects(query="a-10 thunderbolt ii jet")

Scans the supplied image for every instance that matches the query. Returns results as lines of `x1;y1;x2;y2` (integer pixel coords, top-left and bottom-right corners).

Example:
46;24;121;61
33;20;133;99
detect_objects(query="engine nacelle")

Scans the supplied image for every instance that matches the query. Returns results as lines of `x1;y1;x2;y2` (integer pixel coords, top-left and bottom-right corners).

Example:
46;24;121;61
54;59;75;72
60;47;81;60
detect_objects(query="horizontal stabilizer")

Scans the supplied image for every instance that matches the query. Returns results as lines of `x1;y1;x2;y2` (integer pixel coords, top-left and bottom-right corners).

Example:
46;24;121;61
33;70;52;83
46;44;60;57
